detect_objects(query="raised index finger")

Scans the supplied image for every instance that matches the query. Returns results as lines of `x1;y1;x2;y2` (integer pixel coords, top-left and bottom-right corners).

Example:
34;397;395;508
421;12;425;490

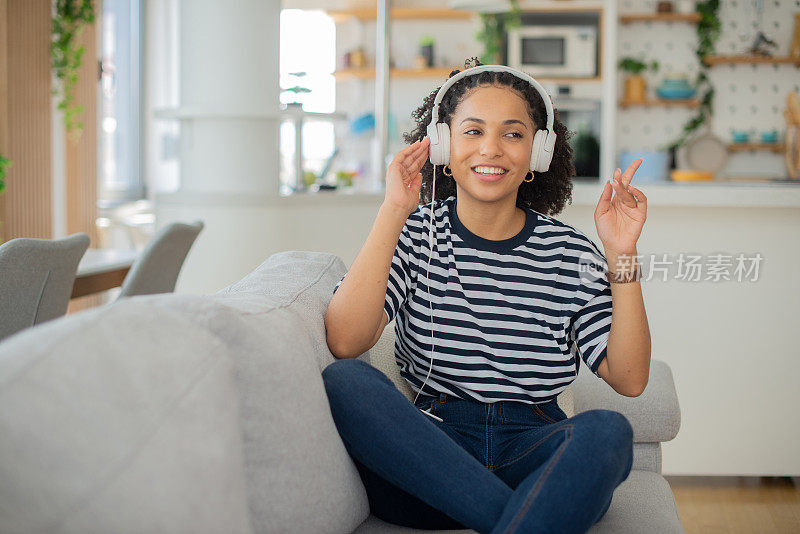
620;158;642;188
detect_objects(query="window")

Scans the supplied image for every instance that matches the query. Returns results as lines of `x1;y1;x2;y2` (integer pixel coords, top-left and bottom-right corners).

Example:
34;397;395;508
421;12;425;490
279;9;336;193
99;0;144;205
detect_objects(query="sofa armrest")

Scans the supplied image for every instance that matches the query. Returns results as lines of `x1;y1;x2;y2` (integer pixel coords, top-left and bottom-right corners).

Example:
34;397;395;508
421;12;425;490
572;359;681;444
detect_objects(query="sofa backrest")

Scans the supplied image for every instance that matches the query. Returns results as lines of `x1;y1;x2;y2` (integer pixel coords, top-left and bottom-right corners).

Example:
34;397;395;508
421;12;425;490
0;250;376;534
0;295;253;533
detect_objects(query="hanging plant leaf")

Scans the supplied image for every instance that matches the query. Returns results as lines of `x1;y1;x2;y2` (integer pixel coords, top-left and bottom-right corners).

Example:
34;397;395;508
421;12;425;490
475;0;520;65
51;0;95;140
667;0;720;151
0;153;11;194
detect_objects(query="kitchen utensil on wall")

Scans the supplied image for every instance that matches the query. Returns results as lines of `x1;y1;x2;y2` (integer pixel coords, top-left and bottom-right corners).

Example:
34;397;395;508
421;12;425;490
681;129;728;180
749;31;778;57
784;91;800;178
791;14;800;63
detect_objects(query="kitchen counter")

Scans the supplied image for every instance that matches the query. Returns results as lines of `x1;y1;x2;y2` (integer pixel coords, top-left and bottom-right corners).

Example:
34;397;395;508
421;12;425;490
156;180;800;209
269;180;800;209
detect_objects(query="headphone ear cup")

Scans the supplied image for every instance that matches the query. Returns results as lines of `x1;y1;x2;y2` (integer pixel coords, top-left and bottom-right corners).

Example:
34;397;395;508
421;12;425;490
531;130;556;172
427;122;450;165
530;130;545;172
537;130;556;172
436;122;450;165
426;122;442;165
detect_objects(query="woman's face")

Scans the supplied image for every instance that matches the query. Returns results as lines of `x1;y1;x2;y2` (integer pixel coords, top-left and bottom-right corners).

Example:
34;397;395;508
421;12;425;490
447;84;535;206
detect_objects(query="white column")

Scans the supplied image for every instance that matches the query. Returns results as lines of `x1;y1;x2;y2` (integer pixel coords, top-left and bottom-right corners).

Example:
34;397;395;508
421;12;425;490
152;0;283;293
600;0;617;179
175;0;281;194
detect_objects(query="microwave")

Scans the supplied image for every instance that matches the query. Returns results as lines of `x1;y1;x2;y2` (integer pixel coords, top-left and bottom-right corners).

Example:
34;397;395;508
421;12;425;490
507;25;597;78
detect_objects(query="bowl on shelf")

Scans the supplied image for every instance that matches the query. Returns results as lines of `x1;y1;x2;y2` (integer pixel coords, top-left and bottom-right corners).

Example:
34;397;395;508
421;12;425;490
671;169;714;181
656;86;697;99
656;74;696;100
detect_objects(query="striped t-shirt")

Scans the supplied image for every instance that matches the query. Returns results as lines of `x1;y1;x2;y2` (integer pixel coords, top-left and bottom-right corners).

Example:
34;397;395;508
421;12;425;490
333;195;612;405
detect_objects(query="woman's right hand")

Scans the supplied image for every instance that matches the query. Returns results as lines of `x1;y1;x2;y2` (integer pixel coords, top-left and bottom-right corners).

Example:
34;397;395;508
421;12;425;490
383;137;430;217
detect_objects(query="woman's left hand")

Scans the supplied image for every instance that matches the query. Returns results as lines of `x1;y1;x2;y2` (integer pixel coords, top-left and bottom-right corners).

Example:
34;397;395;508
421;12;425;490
594;158;648;255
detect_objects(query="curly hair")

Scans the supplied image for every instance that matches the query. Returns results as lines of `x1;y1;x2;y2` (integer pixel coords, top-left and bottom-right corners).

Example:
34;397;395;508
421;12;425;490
402;59;575;216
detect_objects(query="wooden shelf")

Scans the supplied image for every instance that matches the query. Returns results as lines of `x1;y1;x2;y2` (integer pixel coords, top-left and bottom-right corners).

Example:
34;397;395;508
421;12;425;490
335;68;601;83
619;98;701;108
703;55;800;66
728;143;783;153
329;8;472;22
620;13;701;24
335;67;459;80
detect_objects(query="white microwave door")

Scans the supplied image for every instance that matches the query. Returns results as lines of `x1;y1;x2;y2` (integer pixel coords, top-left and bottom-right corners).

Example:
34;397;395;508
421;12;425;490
509;26;596;78
521;37;566;68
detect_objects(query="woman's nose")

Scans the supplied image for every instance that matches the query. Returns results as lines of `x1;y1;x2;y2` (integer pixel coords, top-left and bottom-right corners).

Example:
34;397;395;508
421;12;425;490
479;136;502;157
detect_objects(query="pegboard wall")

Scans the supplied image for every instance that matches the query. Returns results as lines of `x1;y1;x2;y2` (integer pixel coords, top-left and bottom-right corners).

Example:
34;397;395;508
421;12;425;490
618;0;800;178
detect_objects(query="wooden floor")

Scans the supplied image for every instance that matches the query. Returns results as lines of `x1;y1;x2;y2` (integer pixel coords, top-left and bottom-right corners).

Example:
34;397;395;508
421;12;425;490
664;476;800;533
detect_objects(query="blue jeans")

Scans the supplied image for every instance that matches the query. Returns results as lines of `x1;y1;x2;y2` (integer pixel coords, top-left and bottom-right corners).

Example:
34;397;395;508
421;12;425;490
321;358;634;534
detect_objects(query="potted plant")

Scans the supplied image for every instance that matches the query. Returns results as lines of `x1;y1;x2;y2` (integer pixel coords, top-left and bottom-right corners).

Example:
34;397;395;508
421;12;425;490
475;0;521;65
619;57;659;102
419;36;435;68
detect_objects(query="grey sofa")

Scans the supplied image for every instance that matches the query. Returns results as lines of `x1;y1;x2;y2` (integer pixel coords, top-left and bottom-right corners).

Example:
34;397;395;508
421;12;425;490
0;250;684;533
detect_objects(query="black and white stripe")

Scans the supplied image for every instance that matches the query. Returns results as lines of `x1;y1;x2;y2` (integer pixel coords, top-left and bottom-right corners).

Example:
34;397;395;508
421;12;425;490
334;195;612;405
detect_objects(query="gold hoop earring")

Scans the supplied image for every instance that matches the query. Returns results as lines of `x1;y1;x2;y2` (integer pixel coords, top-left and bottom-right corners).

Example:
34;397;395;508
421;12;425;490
523;171;534;182
443;165;453;177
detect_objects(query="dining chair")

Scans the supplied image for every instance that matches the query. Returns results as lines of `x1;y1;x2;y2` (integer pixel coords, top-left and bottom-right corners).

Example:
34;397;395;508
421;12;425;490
0;233;91;343
117;220;204;299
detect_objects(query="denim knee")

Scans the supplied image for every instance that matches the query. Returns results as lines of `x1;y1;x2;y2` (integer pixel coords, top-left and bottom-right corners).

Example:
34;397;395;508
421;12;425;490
322;358;392;401
599;410;634;476
576;410;634;470
322;358;368;393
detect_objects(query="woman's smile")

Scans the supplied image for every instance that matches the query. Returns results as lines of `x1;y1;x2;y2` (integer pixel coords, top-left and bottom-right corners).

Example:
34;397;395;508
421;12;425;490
472;165;508;182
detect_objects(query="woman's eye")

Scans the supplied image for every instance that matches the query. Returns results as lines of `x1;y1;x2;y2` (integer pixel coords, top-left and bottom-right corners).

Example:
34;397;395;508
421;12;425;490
464;129;523;139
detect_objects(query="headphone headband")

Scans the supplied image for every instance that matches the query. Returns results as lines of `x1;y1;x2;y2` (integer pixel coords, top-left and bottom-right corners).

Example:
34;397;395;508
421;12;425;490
429;65;555;133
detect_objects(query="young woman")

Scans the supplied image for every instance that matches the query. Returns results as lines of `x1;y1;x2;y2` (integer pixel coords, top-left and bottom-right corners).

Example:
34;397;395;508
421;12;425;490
323;59;651;534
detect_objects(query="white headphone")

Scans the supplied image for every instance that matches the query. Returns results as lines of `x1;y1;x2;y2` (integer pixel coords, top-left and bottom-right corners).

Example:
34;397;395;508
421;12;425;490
426;64;558;172
415;65;557;413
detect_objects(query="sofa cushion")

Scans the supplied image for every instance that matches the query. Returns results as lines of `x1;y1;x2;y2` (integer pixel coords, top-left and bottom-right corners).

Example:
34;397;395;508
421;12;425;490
0;298;252;534
211;250;373;533
216;249;370;369
351;471;683;534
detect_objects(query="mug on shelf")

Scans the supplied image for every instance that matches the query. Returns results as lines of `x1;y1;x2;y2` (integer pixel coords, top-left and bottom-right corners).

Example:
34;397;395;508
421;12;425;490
731;129;751;143
761;130;778;143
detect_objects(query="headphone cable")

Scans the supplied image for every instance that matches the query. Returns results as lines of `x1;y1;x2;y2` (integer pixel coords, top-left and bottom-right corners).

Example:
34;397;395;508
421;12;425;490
413;164;437;407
